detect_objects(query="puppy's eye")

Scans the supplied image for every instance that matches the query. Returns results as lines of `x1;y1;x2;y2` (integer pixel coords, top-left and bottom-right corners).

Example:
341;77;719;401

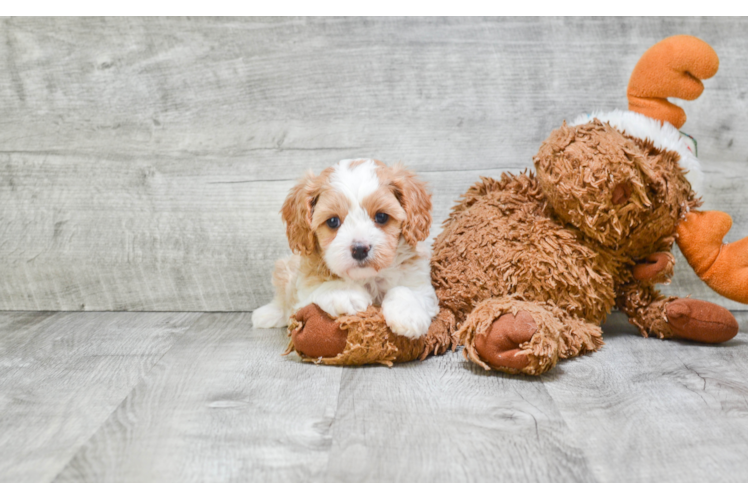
375;213;389;224
326;216;341;229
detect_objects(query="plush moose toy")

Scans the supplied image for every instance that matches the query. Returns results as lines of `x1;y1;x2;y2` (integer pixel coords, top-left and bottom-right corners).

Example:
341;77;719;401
285;35;748;375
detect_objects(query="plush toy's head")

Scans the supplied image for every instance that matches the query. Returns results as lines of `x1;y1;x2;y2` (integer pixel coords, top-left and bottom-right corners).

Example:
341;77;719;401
534;118;698;259
532;35;748;305
533;35;722;258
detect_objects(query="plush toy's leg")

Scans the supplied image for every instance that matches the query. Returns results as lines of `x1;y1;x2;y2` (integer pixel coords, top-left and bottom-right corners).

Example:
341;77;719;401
616;283;738;343
286;303;454;366
457;298;603;376
287;303;349;358
418;308;456;361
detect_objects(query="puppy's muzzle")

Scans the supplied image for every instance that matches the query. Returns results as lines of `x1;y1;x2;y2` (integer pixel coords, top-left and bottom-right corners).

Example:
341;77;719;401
351;243;371;262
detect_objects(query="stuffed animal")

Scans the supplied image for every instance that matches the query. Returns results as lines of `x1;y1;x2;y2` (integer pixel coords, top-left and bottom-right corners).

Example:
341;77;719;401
284;35;748;375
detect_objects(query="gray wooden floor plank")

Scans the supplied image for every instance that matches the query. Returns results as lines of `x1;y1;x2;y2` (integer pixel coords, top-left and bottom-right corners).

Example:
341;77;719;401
2;17;748;311
0;311;201;482
541;314;748;482
323;355;596;482
0;311;57;335
735;311;748;333
1;311;747;482
54;315;343;482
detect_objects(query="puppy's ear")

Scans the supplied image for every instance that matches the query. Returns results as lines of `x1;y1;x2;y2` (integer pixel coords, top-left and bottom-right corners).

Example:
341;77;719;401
281;171;319;255
387;164;432;247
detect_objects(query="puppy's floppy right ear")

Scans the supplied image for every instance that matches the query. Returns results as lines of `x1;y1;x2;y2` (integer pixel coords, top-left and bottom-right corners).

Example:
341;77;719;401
281;171;319;255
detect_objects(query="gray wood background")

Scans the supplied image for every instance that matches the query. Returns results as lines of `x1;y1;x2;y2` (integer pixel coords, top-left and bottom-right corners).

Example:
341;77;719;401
2;17;747;312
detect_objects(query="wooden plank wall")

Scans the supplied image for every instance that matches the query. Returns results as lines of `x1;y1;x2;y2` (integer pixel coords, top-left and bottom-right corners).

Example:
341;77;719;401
1;17;747;311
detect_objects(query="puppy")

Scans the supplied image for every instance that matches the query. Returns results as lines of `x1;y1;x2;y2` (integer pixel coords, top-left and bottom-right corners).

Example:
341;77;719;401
252;159;439;339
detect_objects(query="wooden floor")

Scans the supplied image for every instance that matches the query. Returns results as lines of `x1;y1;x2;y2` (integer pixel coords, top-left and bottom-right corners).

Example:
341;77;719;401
2;310;747;482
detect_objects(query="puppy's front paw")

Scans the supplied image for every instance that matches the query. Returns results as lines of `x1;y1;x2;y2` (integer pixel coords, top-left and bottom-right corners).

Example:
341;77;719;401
383;299;432;339
382;286;438;339
315;288;372;318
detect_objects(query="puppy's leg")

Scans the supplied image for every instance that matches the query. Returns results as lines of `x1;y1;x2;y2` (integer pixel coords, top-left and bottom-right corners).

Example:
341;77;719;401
382;285;439;339
252;256;298;329
252;301;288;329
298;280;372;318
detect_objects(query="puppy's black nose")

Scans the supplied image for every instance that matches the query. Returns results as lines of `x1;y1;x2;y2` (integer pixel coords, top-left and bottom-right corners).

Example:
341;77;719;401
351;243;370;261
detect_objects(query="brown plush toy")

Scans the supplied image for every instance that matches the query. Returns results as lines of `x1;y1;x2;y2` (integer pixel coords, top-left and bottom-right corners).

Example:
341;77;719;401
286;35;748;375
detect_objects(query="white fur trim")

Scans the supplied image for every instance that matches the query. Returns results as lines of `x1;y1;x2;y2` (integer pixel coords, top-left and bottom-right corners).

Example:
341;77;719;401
570;109;703;194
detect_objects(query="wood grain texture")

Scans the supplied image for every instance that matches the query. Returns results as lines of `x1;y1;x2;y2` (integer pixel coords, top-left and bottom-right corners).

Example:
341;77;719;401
546;313;748;481
0;310;201;482
54;313;343;482
1;17;748;311
324;356;595;482
0;311;746;482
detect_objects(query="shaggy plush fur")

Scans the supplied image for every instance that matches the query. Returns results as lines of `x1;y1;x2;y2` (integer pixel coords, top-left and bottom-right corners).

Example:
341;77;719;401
457;298;604;375
286;305;454;366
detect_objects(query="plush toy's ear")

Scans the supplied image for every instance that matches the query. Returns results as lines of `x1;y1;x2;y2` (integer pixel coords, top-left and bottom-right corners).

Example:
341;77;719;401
280;171;320;256
676;211;748;304
627;35;719;129
387;164;433;247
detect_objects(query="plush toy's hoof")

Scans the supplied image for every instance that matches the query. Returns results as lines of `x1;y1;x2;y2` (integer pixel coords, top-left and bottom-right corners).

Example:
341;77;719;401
666;298;739;343
474;311;538;371
632;252;674;282
290;304;348;358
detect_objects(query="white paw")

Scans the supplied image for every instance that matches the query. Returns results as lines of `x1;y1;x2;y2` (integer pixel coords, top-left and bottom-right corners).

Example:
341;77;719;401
382;300;433;339
381;286;438;339
315;288;372;318
252;302;288;329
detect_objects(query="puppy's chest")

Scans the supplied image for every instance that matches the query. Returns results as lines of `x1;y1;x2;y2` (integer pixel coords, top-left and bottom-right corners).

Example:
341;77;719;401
363;278;392;306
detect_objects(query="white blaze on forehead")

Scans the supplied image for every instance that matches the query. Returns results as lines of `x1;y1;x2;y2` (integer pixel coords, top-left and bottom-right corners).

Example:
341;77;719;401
330;159;381;206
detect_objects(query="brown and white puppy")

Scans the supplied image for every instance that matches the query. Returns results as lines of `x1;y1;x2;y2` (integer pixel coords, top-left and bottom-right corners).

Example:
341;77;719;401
252;159;439;339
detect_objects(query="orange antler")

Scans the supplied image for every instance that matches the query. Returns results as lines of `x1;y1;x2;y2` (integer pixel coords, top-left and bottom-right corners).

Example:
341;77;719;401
677;211;748;304
627;35;719;129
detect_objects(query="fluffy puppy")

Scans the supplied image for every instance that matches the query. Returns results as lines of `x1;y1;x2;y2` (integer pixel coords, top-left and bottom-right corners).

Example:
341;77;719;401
252;159;439;339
